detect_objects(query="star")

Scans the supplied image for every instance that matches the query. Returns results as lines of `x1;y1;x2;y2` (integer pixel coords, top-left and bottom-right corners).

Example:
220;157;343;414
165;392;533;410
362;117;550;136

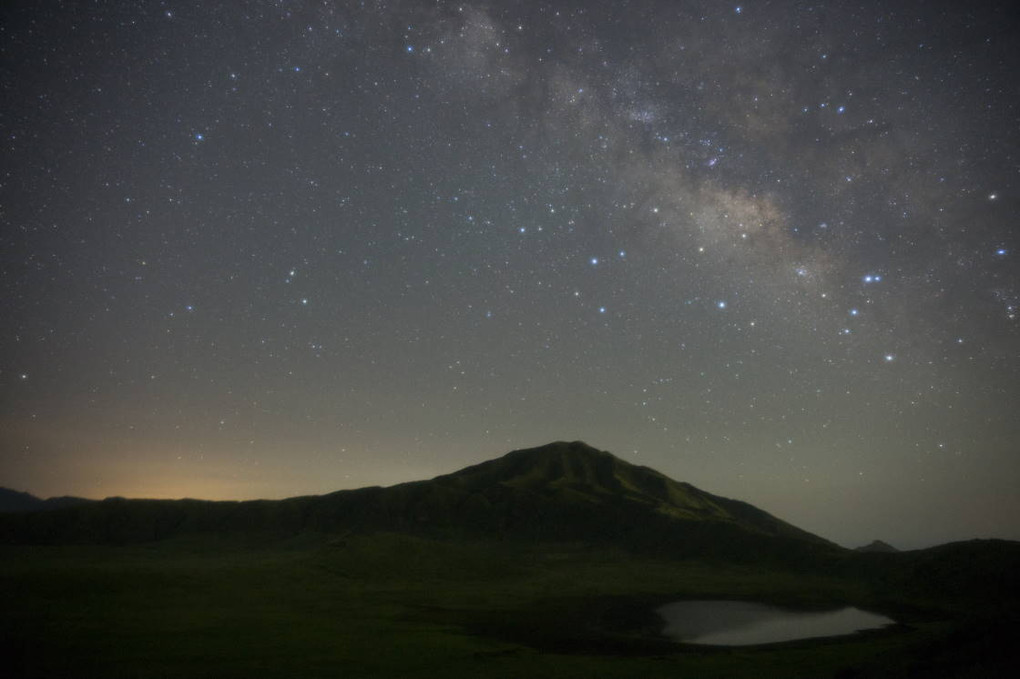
2;0;1016;553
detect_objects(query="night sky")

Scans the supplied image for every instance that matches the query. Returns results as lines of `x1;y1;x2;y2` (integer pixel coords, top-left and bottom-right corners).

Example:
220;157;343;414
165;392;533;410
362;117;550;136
2;1;1017;549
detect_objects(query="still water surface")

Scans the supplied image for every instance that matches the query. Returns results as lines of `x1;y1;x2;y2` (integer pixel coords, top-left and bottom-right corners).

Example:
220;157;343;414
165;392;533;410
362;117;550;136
657;600;895;646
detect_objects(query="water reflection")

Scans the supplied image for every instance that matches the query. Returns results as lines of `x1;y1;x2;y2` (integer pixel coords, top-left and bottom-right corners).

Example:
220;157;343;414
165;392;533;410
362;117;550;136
657;600;894;646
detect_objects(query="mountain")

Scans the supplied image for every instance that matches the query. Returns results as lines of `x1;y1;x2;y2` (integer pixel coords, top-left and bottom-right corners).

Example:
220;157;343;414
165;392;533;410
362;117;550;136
422;441;831;545
855;539;899;553
0;487;92;513
0;441;837;563
0;488;41;513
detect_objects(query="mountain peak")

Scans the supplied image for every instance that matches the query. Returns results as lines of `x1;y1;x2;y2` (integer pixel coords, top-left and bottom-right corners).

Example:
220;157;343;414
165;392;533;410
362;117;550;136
855;539;899;553
503;440;609;461
501;439;616;470
529;440;603;453
439;440;633;494
430;442;831;547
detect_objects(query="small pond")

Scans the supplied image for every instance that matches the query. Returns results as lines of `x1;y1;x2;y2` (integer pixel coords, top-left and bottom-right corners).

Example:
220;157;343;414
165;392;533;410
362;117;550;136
656;600;895;646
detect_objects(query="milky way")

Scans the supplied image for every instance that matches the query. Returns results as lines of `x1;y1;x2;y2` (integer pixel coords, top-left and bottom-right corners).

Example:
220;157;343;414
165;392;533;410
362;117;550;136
2;1;1017;548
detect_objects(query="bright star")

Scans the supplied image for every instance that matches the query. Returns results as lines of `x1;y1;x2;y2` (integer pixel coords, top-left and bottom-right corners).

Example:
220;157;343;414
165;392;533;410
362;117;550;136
716;301;727;310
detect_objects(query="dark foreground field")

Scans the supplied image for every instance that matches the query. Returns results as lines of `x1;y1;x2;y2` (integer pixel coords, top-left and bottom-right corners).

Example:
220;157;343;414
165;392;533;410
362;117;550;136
3;532;1018;678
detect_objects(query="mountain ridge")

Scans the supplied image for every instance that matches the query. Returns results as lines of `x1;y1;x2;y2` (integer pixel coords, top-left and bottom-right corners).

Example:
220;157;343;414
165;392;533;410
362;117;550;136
0;441;836;564
428;441;831;545
0;487;92;513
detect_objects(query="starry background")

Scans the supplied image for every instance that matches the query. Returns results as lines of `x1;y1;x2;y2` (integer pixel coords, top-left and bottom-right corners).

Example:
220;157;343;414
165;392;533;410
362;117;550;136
2;1;1017;549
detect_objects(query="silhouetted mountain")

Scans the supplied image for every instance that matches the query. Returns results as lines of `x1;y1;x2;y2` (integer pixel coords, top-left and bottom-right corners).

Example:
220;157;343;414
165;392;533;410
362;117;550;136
426;441;830;545
0;442;839;565
0;487;92;513
843;538;1020;612
855;539;899;553
0;488;40;512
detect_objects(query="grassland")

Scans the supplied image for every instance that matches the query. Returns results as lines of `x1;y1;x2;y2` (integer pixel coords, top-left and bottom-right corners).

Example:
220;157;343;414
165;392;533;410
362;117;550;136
3;531;1012;678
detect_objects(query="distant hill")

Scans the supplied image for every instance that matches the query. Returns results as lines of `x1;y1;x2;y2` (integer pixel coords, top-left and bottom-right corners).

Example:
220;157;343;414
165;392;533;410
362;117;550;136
855;539;899;553
0;487;92;513
0;442;838;564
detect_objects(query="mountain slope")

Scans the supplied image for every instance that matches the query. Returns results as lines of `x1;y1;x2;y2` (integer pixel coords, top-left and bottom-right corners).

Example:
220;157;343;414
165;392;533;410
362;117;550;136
426;441;829;544
855;539;899;553
0;487;92;513
0;441;836;563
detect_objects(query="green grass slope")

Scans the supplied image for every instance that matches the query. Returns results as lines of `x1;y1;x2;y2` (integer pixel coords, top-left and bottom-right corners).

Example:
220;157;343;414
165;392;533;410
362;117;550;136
2;534;1018;679
432;441;829;541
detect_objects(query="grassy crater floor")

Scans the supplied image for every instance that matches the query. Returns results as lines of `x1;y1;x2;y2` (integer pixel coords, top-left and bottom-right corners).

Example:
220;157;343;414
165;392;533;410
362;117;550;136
1;533;1015;678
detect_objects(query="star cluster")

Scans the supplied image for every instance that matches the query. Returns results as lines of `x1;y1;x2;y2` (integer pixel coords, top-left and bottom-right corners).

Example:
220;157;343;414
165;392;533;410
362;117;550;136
1;1;1017;548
